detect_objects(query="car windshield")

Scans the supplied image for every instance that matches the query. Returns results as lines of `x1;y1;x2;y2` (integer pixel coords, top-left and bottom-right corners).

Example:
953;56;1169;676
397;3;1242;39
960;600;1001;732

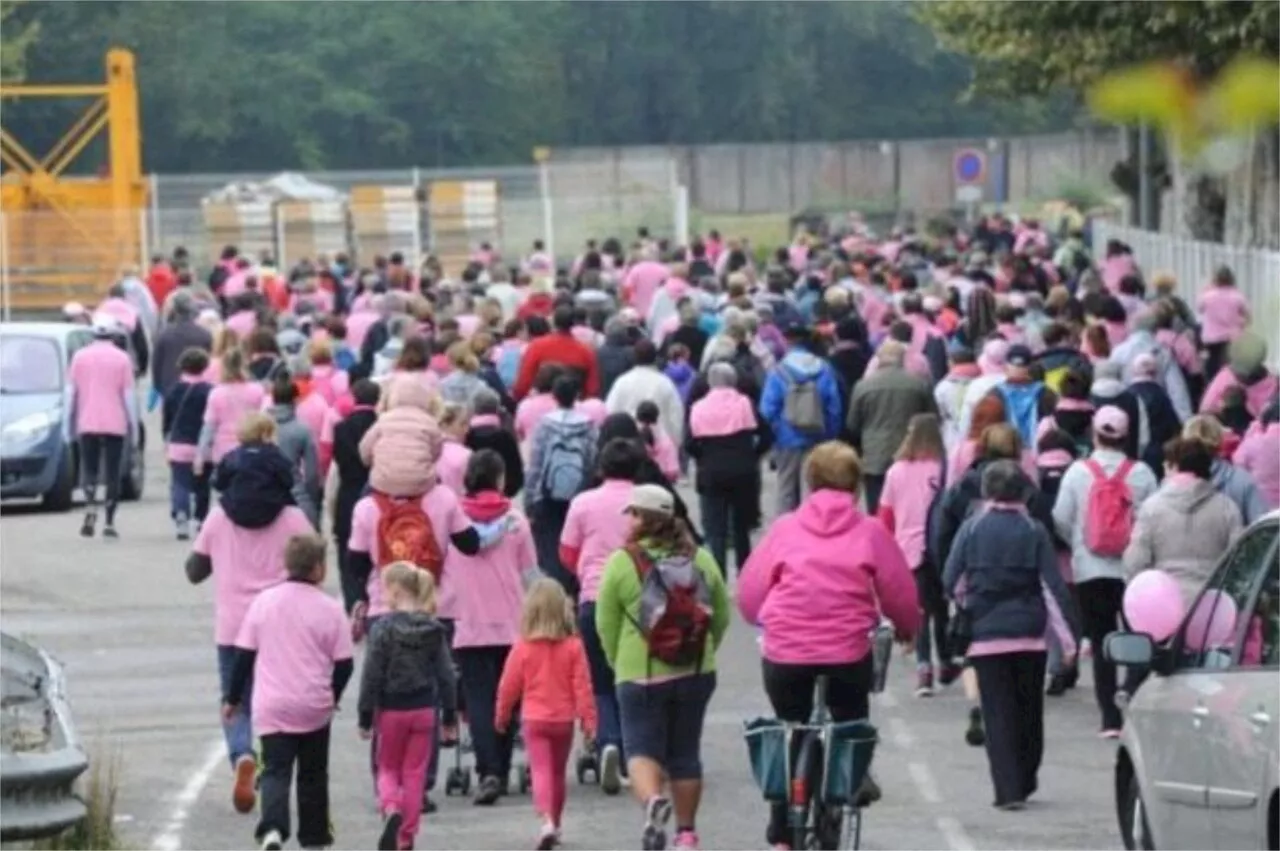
0;336;62;394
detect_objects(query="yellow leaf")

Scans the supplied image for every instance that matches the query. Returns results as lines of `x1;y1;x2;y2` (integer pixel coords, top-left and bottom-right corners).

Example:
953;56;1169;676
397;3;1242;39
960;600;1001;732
1208;56;1280;131
1087;62;1193;126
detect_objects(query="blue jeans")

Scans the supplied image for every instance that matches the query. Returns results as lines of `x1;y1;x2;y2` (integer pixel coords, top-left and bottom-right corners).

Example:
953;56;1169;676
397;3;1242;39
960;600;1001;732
169;461;211;522
217;644;254;765
577;602;623;756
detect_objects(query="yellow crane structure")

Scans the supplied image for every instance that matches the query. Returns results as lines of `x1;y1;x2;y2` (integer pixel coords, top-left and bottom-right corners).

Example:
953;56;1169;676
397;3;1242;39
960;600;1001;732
0;48;147;313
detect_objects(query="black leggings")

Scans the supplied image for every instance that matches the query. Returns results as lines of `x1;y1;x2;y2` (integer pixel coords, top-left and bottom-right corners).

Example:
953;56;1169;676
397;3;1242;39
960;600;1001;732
761;655;873;845
79;434;125;523
1077;578;1125;731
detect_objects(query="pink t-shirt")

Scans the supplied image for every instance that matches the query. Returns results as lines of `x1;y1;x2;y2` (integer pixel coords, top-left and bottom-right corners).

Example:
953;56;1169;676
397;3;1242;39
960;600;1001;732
1197;286;1250;346
347;487;470;617
296;392;331;449
204;381;267;462
436;439;472;496
445;512;537;648
68;341;133;436
193;504;314;645
880;458;944;568
575;397;609;427
234;580;353;736
516;392;558;449
622;261;668;318
647;429;680;482
560;479;633;602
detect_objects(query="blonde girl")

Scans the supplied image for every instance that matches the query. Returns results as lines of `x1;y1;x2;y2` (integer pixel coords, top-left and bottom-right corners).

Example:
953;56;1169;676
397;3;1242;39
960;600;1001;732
495;579;597;850
358;562;458;851
435;402;474;496
877;413;953;697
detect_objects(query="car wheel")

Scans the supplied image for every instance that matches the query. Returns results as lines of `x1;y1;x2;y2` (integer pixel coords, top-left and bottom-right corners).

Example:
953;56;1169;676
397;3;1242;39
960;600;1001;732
1120;774;1155;851
42;448;76;512
120;429;145;502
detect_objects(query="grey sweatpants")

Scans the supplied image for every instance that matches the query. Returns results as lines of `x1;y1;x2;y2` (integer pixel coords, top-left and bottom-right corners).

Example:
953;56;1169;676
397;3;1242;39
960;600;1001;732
773;448;808;516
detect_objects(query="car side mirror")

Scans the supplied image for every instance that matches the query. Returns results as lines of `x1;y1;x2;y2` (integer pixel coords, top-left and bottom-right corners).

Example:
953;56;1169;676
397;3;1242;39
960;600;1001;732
1103;632;1155;668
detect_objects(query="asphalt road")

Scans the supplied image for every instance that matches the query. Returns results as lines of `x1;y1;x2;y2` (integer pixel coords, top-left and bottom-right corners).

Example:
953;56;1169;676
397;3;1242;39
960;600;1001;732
1;421;1124;851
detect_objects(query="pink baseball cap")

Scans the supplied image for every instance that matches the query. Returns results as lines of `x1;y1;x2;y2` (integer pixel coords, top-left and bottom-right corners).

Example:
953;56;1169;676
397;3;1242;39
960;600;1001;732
1093;405;1130;439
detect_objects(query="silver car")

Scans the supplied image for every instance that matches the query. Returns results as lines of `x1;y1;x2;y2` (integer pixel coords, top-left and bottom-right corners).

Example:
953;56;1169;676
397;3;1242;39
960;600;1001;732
1106;510;1279;850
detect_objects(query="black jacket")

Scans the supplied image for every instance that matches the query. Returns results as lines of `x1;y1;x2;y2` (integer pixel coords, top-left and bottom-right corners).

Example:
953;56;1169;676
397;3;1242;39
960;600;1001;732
597;333;635;398
215;443;297;529
151;320;213;395
331;407;378;542
1130;380;1181;478
932;459;1055;570
357;612;457;729
162;380;212;445
465;424;524;498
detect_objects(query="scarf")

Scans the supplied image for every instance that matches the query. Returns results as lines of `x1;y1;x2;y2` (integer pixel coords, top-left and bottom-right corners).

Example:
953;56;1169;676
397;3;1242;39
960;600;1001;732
460;490;510;523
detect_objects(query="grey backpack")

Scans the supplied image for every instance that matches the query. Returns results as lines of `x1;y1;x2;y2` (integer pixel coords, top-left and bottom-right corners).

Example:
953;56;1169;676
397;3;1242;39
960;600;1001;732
781;369;825;435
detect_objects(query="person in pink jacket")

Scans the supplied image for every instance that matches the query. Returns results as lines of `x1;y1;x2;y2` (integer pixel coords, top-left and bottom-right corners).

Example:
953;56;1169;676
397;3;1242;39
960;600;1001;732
359;374;443;498
1235;409;1280;510
1196;265;1251;379
737;441;920;849
1199;332;1278;420
496;578;597;851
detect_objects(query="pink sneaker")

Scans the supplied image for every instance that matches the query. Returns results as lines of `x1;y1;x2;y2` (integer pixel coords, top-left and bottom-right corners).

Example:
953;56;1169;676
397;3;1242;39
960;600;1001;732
673;830;700;850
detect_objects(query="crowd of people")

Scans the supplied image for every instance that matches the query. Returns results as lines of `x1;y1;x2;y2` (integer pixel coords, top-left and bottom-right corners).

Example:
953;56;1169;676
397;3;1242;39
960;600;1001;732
58;211;1280;850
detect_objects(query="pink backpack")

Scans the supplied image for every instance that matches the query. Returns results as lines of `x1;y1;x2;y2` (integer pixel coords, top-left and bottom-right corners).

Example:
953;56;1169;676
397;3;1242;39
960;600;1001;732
1082;459;1135;557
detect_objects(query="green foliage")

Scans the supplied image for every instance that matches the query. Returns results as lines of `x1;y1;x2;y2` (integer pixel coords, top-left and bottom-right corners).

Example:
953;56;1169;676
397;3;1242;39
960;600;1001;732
0;0;40;82
33;747;125;851
915;0;1280;98
2;1;1075;173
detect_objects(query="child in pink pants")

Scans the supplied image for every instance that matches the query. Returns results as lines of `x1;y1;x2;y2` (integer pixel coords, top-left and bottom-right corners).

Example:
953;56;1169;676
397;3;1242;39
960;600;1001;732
496;579;597;850
357;564;458;851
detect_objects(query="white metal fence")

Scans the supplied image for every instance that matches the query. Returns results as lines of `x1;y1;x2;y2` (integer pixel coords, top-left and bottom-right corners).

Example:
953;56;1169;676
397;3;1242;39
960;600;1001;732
1094;221;1280;367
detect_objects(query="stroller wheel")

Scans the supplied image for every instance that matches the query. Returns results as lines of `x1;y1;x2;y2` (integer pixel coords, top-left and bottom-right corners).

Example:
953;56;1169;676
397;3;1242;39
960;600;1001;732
576;751;599;784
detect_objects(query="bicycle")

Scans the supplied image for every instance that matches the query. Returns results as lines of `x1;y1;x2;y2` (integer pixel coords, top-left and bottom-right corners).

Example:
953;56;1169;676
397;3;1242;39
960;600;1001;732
745;677;880;850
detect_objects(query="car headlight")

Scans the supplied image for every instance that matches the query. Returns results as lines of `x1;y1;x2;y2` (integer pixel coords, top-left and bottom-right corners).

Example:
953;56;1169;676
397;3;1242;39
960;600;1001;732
2;410;59;446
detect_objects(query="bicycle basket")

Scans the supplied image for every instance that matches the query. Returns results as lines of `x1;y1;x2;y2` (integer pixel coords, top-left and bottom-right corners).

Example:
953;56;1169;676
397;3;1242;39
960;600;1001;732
742;718;789;801
822;720;878;805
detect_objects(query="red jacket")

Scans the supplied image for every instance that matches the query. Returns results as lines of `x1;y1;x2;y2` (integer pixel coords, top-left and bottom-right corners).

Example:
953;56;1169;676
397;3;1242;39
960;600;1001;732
495;637;597;735
513;332;600;400
517;292;555;322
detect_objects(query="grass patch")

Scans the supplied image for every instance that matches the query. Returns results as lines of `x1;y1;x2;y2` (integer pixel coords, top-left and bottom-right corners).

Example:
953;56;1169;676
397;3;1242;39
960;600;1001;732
689;211;791;248
32;746;126;851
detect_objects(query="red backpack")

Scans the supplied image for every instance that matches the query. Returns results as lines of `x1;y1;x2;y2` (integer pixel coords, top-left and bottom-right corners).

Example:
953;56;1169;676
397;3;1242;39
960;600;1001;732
1082;459;1135;557
373;492;444;580
625;545;713;669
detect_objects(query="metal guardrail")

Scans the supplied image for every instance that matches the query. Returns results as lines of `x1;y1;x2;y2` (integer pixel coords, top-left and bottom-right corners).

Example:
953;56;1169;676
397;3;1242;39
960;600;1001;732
0;631;88;842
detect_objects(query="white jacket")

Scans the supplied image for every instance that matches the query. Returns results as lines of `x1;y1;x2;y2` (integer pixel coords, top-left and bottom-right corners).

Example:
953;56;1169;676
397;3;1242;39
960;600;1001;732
605;365;685;444
1052;449;1159;584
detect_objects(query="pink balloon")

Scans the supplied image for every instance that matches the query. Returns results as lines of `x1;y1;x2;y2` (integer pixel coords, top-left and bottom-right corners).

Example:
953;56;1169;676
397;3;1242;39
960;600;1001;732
1184;590;1240;653
1123;571;1185;642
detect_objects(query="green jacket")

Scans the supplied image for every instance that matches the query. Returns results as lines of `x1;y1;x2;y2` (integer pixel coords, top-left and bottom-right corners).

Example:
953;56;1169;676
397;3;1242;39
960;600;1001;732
594;544;730;684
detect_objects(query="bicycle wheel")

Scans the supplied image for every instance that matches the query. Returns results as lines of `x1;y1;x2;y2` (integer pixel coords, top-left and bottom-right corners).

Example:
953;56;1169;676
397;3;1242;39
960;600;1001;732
791;732;825;850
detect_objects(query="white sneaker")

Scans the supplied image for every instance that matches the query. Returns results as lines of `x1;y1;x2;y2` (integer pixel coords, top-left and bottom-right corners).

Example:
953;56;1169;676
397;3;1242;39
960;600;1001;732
261;829;284;851
600;744;622;796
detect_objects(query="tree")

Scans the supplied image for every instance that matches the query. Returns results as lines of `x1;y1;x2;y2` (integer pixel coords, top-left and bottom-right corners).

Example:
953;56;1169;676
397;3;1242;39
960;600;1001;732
915;0;1280;241
0;0;41;82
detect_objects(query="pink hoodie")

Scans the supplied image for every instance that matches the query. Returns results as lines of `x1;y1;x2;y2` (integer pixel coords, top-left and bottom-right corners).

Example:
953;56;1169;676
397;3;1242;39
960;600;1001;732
203;380;266;463
737;490;921;665
644;427;680;482
1235;423;1280;509
689;387;757;437
436;438;472;497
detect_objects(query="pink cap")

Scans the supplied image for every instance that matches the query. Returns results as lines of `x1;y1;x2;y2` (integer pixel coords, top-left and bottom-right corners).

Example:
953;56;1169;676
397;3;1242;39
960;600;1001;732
1093;405;1130;439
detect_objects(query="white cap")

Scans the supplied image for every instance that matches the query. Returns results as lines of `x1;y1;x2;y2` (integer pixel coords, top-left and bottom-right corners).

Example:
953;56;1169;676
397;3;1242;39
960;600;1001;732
625;484;675;517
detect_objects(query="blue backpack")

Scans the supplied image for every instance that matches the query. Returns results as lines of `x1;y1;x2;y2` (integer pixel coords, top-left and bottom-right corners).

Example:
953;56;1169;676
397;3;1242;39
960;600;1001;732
997;382;1044;449
496;345;522;390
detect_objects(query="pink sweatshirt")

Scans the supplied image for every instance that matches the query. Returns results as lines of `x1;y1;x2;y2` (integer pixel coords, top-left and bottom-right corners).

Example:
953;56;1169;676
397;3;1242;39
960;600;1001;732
203;381;266;462
1196;285;1250;346
737;490;921;665
436;438;472;496
68;340;134;437
644;427;680;482
495;637;597;733
877;458;943;568
622;261;668;319
1235;423;1280;509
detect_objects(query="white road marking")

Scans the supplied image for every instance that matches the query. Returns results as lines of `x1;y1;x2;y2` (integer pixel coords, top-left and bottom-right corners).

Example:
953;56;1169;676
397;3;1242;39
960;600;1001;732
937;816;977;851
907;761;942;803
151;738;225;851
887;716;915;749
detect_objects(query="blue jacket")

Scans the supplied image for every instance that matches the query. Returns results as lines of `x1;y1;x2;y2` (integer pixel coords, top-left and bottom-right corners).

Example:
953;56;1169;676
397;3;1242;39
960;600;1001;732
759;347;843;450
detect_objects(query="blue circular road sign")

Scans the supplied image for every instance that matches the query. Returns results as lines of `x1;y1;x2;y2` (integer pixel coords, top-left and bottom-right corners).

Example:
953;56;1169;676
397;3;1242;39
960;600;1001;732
954;149;986;185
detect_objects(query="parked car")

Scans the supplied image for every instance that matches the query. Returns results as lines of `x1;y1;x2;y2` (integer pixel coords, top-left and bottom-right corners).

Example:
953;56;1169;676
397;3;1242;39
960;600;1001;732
0;322;145;510
1105;510;1279;851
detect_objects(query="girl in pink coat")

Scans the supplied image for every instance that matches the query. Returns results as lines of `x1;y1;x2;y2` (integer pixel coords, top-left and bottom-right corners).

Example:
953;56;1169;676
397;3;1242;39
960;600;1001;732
359;374;443;498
